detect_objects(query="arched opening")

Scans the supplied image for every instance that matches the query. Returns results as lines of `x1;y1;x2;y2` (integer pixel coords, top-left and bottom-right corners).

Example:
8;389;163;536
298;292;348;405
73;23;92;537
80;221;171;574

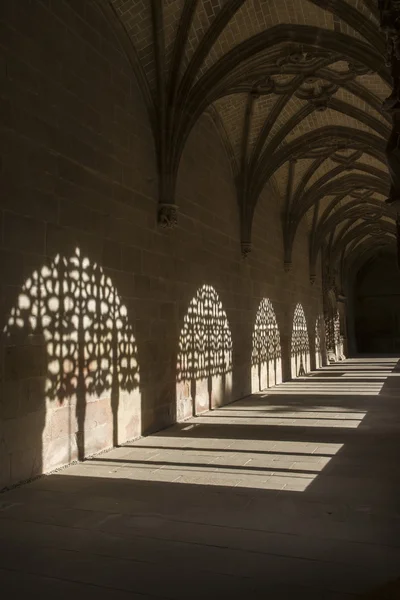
2;248;140;485
291;303;311;378
353;253;400;353
176;285;233;421
251;298;282;392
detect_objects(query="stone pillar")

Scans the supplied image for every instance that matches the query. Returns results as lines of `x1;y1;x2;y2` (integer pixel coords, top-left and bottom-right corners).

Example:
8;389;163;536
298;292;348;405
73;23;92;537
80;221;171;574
337;295;348;359
280;333;292;381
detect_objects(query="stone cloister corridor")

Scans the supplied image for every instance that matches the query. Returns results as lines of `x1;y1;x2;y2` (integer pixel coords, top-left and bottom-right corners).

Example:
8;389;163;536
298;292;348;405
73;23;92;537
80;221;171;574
1;359;400;599
3;0;400;597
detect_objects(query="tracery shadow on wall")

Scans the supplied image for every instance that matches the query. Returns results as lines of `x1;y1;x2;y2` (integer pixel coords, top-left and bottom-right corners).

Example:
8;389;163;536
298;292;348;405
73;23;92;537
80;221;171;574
325;309;344;363
2;248;140;480
251;298;282;393
334;310;344;361
176;285;232;422
315;315;324;369
291;303;311;378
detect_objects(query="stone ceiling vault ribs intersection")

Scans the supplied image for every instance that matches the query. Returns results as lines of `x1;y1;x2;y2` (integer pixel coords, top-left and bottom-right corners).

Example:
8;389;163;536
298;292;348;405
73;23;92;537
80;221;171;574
103;0;392;266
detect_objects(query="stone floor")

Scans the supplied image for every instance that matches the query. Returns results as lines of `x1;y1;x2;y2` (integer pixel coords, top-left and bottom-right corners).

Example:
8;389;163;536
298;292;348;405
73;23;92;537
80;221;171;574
1;358;400;599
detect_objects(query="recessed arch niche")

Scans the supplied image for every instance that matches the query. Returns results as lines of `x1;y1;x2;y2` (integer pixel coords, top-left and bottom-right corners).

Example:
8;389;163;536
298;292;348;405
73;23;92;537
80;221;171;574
2;248;141;479
251;298;282;393
176;285;232;421
291;303;311;378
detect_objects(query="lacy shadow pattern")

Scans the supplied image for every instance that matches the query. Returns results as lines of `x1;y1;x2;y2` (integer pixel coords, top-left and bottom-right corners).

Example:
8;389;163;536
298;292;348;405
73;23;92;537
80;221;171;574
325;309;344;362
315;315;324;369
291;303;311;378
176;285;232;421
3;248;140;470
334;310;345;360
251;298;282;392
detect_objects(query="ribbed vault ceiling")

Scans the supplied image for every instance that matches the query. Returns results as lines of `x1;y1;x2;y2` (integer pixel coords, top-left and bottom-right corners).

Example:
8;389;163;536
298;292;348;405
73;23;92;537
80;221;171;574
99;0;395;272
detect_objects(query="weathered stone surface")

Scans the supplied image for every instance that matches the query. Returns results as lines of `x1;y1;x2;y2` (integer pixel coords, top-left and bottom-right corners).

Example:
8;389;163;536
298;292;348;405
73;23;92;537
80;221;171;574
0;0;329;491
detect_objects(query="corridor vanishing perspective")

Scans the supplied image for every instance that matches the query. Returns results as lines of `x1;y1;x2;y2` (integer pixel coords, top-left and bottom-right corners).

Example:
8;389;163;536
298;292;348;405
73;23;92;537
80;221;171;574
2;0;400;597
1;359;400;599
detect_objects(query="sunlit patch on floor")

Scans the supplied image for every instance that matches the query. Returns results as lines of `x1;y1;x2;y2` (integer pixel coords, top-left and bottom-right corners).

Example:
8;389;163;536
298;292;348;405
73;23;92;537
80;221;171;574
49;360;399;494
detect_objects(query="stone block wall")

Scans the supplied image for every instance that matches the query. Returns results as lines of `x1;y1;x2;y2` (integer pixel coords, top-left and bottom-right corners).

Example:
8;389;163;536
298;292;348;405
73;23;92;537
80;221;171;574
0;0;323;489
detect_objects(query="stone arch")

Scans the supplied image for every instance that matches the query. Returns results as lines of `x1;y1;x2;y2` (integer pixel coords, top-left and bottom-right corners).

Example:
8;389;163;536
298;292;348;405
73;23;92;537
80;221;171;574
191;25;388;118
291;303;311;378
104;2;390;260
345;237;396;274
310;197;392;273
295;173;388;225
251;299;282;393
176;284;233;421
330;222;396;269
95;0;155;130
2;248;140;485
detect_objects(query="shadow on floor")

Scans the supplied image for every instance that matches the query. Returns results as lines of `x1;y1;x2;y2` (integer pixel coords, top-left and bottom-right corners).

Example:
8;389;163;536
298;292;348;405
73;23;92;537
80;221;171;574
1;358;400;599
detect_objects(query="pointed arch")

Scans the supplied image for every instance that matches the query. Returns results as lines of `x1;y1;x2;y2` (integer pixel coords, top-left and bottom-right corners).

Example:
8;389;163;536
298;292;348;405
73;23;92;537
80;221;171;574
2;248;141;481
251;299;282;393
291;304;311;378
176;285;233;421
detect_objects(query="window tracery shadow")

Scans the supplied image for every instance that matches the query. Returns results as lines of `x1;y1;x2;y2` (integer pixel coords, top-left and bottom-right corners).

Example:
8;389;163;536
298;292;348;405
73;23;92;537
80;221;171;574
3;248;140;476
325;309;344;363
176;285;232;421
334;310;345;361
291;303;311;378
315;315;324;369
251;298;282;393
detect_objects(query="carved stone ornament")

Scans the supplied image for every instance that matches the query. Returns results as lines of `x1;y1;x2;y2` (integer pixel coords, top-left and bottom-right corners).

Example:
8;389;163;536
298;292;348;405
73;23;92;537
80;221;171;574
363;207;384;222
331;149;363;171
310;272;317;285
241;242;252;258
251;75;275;97
369;227;382;237
158;203;178;229
277;48;331;72
296;78;338;112
350;188;373;199
347;61;371;76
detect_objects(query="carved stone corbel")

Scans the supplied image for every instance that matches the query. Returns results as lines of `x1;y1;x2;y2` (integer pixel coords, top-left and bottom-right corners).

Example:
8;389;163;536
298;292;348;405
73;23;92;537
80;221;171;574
241;242;252;258
157;203;178;229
